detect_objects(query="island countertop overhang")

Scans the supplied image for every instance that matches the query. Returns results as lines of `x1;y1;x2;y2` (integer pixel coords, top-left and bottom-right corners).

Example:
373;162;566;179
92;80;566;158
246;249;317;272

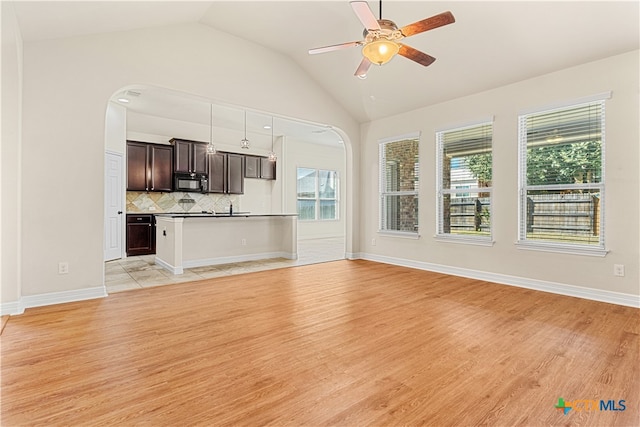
154;212;298;219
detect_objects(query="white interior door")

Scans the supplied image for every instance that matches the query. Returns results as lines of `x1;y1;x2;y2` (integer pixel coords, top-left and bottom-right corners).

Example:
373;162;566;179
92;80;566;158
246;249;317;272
105;152;124;261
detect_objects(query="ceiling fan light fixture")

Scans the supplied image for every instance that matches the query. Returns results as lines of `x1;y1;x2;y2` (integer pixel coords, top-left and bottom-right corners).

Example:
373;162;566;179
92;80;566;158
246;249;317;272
362;37;399;65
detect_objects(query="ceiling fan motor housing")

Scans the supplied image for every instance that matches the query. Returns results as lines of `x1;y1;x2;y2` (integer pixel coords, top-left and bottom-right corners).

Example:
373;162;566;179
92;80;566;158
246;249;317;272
363;19;403;43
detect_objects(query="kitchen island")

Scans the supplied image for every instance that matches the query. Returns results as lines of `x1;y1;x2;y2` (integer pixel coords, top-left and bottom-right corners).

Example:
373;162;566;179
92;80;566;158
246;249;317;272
154;213;298;274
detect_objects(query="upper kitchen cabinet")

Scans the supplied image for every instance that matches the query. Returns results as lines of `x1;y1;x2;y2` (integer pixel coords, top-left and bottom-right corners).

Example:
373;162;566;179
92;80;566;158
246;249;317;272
227;153;245;193
170;138;208;174
208;152;244;194
260;157;276;180
127;141;173;192
244;155;260;179
245;155;276;180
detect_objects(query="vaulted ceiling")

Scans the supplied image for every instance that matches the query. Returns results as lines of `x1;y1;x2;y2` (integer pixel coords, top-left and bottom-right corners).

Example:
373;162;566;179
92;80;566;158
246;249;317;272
13;1;640;125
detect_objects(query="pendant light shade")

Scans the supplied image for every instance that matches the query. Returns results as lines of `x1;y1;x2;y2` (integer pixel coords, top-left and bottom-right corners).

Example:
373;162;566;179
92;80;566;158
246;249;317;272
268;116;277;162
207;104;216;155
240;110;250;149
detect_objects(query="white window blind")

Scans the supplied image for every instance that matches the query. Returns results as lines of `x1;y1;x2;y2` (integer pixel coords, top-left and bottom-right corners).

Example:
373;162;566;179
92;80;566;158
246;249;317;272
436;122;493;241
379;136;420;234
518;100;605;251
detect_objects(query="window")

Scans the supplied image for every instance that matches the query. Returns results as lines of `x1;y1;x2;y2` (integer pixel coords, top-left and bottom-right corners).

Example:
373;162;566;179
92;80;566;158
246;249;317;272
518;98;606;253
296;168;339;220
436;122;493;242
379;134;419;234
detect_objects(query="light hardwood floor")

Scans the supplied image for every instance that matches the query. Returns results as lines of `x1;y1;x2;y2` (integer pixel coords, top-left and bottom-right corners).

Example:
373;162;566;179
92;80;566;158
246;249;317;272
2;260;638;426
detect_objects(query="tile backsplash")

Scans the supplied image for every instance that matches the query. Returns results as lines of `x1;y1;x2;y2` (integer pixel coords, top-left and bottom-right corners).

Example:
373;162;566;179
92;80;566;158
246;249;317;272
126;191;238;214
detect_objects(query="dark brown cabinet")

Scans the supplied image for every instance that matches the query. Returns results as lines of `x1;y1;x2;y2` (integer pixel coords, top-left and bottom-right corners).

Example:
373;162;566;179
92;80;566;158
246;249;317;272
208;152;244;194
126;214;155;256
245;155;260;178
260;157;276;180
244;155;276;180
127;141;173;192
171;138;208;174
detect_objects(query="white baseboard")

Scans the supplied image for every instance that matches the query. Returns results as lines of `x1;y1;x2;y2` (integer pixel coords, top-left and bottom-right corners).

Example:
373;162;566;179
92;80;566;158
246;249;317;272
180;252;297;271
0;300;23;316
355;252;640;308
1;286;108;316
155;257;183;275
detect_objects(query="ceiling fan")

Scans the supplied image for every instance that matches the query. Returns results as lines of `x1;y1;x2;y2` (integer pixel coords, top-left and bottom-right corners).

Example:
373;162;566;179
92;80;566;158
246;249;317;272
309;0;455;78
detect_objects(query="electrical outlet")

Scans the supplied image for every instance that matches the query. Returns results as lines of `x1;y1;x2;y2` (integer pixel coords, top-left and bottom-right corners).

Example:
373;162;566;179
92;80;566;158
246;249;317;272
241;238;247;246
613;264;625;277
371;238;376;246
58;262;69;274
148;206;156;211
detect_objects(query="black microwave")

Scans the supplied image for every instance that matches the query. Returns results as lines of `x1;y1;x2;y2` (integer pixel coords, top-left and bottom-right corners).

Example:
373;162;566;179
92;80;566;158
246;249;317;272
175;172;208;192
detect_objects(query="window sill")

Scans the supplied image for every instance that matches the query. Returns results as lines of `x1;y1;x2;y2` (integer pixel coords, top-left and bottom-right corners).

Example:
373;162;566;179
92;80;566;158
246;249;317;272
435;235;495;247
515;240;608;257
378;231;420;240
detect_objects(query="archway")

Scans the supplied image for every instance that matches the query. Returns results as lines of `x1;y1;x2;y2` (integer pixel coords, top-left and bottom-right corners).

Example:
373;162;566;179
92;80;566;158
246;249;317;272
103;85;351;292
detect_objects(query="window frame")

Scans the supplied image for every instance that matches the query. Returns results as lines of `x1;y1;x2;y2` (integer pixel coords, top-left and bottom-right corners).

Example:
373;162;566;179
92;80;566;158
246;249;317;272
378;132;421;237
516;94;609;256
435;120;494;245
296;167;339;221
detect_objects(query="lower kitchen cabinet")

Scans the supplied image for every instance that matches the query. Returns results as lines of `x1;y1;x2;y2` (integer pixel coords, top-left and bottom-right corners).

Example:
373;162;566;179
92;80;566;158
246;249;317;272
126;214;156;256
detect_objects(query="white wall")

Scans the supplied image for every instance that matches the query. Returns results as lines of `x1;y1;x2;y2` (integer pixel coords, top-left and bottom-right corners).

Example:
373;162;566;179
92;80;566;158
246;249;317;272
7;22;360;309
283;139;346;239
105;102;126;154
126;110;274;152
1;2;23;307
360;50;639;302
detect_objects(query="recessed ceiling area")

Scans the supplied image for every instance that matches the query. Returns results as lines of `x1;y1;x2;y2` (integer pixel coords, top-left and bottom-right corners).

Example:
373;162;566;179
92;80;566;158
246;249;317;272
111;86;345;148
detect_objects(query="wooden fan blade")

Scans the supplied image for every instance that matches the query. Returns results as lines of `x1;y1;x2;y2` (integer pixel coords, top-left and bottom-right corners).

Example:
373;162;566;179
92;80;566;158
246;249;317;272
350;1;381;30
400;11;455;38
398;44;436;67
309;41;362;55
354;57;372;78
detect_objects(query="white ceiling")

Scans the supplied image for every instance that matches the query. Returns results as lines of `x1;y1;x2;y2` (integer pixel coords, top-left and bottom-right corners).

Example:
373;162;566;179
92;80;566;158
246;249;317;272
12;0;640;139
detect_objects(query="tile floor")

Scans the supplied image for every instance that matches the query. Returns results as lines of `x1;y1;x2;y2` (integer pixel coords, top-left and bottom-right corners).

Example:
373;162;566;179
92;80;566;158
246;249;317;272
105;237;345;293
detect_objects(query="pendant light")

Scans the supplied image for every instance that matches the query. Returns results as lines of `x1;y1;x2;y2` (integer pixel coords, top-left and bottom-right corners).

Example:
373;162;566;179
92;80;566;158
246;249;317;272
240;110;250;149
206;104;216;155
268;116;277;162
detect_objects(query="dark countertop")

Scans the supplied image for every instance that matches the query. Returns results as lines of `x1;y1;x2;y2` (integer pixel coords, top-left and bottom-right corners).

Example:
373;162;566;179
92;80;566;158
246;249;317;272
154;212;298;218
